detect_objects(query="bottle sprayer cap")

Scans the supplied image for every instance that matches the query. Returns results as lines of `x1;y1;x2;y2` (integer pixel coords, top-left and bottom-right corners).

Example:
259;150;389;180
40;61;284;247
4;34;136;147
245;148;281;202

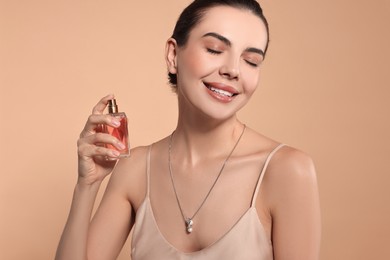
108;99;118;114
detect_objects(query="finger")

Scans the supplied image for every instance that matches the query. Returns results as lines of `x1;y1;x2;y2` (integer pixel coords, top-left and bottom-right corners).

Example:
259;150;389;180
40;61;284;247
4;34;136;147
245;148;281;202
79;132;126;151
79;142;121;159
92;94;115;115
80;114;121;138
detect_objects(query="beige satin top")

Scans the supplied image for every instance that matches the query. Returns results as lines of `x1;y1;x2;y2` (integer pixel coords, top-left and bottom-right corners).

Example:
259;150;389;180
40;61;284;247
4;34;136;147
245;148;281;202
131;144;284;260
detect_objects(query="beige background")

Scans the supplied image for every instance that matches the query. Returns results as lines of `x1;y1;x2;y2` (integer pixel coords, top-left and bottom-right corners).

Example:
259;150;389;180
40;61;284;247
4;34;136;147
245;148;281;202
1;0;389;259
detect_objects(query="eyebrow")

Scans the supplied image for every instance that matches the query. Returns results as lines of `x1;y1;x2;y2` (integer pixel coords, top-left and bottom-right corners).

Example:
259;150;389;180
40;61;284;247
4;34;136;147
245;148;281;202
202;32;264;57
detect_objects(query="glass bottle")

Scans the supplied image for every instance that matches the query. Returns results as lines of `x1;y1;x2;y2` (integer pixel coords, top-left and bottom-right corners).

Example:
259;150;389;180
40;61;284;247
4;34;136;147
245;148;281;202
105;99;130;157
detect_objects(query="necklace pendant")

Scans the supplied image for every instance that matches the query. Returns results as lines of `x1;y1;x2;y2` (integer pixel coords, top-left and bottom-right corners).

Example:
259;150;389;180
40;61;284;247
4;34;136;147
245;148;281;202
185;218;193;233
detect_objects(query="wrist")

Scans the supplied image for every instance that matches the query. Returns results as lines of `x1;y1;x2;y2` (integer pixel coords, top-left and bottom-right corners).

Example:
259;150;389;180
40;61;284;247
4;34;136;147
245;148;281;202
72;181;102;208
76;177;102;191
77;174;104;187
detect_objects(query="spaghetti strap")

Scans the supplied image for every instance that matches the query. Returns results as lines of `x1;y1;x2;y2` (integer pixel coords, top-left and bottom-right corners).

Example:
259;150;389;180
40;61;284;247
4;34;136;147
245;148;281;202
251;143;285;207
145;144;152;198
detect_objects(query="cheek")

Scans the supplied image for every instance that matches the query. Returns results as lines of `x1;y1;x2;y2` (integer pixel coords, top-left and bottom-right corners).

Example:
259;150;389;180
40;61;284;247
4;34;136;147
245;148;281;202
177;48;216;79
242;69;261;95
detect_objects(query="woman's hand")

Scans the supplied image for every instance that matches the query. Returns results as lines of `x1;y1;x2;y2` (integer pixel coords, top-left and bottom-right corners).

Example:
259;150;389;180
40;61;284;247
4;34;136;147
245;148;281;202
77;94;126;185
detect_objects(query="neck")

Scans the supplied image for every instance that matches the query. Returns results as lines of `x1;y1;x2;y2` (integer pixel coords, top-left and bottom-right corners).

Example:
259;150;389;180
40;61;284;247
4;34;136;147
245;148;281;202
172;116;245;166
171;90;246;165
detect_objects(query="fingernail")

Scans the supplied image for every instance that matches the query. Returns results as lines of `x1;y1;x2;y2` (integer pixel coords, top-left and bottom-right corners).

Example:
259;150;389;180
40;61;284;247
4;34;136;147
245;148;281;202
112;119;120;127
111;150;120;157
117;142;126;150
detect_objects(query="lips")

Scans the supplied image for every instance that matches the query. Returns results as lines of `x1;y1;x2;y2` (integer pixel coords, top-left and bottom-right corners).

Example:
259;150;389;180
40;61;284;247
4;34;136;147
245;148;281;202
204;82;239;102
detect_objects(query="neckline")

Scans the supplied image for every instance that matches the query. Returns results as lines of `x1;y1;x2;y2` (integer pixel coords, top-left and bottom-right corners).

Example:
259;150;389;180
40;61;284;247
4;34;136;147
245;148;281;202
134;196;269;255
168;125;247;233
135;142;283;255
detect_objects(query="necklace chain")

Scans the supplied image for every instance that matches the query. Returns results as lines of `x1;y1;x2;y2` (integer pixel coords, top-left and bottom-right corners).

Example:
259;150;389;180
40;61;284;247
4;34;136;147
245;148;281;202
168;125;246;234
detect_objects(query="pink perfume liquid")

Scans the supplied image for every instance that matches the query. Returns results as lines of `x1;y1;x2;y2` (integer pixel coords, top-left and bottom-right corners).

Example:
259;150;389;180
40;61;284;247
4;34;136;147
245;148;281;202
105;99;130;157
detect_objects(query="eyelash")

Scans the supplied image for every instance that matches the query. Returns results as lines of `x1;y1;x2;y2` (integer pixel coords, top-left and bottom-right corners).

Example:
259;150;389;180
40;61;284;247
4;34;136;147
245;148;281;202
206;48;260;68
206;48;222;55
245;60;259;67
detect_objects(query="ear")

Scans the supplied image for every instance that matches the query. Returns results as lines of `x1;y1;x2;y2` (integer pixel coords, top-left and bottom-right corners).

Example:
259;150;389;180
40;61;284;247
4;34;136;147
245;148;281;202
165;38;178;74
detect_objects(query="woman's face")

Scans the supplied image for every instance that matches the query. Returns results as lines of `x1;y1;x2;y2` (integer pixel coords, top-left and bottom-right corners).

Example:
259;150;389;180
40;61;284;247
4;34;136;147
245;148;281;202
167;6;268;120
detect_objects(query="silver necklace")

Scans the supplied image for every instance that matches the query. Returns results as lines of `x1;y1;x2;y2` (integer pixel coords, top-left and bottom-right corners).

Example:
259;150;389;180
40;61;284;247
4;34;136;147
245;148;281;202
168;125;246;234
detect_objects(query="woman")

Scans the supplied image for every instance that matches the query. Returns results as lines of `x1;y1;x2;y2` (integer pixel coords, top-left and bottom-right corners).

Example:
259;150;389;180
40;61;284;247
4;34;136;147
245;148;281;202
56;0;321;259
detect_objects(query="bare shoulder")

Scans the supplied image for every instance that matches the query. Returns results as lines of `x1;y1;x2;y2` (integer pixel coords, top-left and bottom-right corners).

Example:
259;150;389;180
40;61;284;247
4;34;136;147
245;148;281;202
238;127;321;257
110;145;151;180
106;145;152;210
262;144;319;212
116;145;150;172
242;126;315;168
270;145;315;175
242;127;316;183
261;145;321;258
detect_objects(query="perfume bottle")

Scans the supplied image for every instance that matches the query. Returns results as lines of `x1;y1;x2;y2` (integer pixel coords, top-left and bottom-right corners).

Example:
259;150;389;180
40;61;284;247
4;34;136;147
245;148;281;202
105;99;130;157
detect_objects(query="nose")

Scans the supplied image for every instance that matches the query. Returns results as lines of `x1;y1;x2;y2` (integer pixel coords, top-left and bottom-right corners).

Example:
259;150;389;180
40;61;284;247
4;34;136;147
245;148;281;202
219;56;240;80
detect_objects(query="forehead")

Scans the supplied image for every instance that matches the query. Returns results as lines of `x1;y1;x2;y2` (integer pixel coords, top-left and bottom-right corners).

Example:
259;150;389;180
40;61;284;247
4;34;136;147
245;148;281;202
190;5;268;49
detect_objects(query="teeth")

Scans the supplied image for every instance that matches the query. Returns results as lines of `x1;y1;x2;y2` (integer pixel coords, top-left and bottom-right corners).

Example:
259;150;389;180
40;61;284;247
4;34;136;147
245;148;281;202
209;87;233;97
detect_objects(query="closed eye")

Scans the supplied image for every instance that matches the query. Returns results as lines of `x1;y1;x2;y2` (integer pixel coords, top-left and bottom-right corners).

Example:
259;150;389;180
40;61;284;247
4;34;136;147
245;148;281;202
245;60;259;67
207;48;222;55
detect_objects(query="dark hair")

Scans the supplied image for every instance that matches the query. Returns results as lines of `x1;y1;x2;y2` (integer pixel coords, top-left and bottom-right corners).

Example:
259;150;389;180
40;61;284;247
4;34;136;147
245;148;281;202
168;0;269;86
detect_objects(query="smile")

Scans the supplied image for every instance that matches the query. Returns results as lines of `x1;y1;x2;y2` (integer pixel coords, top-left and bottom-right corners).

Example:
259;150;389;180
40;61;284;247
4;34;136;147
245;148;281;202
204;82;239;98
208;86;234;97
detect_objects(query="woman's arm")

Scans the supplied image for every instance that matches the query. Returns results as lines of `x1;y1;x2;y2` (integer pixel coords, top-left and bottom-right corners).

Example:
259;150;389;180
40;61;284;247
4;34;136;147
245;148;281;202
267;147;321;260
86;147;147;260
55;181;102;260
55;95;132;260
